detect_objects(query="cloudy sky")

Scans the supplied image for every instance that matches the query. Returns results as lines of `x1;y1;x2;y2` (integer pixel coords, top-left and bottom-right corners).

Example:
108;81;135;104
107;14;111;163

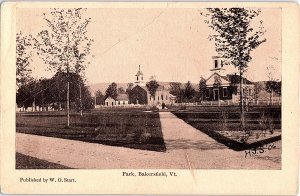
17;7;281;84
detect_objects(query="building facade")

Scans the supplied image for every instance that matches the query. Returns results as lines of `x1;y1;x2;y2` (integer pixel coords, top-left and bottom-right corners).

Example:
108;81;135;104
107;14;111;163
129;66;175;106
205;56;254;103
104;94;129;107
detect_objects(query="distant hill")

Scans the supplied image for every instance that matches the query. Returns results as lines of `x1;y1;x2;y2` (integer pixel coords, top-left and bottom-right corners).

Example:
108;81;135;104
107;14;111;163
88;81;198;95
89;82;128;95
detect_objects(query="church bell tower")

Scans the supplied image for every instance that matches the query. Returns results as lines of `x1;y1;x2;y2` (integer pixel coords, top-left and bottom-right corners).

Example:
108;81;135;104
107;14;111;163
134;65;145;86
210;56;226;76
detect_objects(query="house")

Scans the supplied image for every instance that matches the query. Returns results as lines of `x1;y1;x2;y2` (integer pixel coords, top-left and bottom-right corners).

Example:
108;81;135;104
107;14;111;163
204;56;254;103
115;94;129;105
104;97;116;106
104;94;129;107
128;66;175;106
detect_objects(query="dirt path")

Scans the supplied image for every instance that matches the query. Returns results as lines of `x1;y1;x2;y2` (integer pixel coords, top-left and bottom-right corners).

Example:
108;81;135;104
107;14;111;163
16;112;281;169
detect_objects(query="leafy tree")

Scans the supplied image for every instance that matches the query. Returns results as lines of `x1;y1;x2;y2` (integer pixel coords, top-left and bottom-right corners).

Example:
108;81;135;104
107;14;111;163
16;31;33;88
105;82;118;99
254;82;264;100
34;8;93;126
117;87;125;94
95;90;105;105
169;82;183;103
198;76;206;101
184;81;196;102
16;81;34;110
146;80;159;102
126;83;134;95
201;8;266;129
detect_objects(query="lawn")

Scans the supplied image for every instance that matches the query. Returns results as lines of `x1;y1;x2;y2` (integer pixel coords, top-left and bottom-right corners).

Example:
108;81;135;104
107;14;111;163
16;108;166;152
172;106;281;151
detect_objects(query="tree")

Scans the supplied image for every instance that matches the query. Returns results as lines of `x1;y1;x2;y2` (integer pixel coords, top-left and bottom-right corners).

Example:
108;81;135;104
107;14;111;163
117;87;125;94
169;82;183;103
265;63;281;104
105;82;118;99
254;82;264;100
202;8;266;130
16;31;33;88
126;83;134;95
184;81;196;102
34;8;93;127
95;90;105;105
146;80;159;103
198;76;206;101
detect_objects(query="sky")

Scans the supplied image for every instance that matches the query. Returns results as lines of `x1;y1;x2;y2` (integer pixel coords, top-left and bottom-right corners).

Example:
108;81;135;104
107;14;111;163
17;7;282;85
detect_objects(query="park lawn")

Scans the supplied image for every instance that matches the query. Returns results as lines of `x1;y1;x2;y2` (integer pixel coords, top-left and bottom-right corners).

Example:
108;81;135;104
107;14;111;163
172;106;281;151
16;108;166;152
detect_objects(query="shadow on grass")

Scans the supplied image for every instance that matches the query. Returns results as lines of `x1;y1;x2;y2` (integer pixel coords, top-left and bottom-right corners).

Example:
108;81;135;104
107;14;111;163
164;139;227;150
16;152;72;169
188;127;281;151
16;110;166;152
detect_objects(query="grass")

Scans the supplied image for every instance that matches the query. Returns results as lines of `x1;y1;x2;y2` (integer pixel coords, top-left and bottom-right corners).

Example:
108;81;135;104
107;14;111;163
16;152;71;169
16;108;166;152
172;106;281;151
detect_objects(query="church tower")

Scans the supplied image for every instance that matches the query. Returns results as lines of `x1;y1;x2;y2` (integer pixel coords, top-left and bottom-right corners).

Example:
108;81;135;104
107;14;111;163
134;65;145;86
210;56;226;76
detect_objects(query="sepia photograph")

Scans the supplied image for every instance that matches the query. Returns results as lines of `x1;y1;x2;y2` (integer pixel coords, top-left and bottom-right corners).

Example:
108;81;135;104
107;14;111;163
1;1;299;194
15;6;283;170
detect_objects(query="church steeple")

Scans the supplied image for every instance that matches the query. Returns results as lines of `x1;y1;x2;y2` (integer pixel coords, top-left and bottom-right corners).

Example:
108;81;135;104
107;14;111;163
210;56;226;76
134;65;145;86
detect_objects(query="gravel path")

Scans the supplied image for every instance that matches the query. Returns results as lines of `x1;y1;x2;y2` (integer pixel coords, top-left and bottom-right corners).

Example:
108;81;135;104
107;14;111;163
16;112;281;169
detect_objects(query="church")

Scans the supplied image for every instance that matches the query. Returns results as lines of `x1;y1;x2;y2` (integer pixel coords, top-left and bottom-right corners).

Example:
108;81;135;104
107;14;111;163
128;65;176;106
204;56;254;103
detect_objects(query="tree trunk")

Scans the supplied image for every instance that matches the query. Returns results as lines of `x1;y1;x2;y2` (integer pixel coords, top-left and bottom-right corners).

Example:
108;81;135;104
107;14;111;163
240;67;245;131
79;84;83;116
67;81;70;127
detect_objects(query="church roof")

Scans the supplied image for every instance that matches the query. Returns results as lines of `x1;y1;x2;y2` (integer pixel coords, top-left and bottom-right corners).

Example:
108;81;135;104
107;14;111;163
206;72;253;85
135;70;143;76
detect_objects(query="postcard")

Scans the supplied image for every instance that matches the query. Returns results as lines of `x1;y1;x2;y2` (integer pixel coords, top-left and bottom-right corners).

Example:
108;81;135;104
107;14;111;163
0;1;299;195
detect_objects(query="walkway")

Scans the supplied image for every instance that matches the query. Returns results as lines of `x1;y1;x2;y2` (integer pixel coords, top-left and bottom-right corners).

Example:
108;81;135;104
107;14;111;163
16;112;281;169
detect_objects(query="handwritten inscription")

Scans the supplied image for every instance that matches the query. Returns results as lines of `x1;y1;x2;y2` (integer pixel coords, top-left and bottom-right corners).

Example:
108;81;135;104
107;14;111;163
244;143;276;158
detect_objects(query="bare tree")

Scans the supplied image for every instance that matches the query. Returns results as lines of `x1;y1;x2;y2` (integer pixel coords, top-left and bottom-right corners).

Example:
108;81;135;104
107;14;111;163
265;63;280;104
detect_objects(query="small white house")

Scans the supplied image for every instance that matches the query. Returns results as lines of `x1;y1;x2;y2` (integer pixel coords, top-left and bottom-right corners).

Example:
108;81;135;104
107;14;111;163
115;94;129;106
104;94;129;107
105;97;116;107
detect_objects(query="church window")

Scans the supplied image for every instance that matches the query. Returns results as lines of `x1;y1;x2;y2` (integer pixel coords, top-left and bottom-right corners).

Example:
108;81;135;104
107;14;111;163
221;60;224;67
150;96;151;101
142;76;143;80
118;101;120;105
153;96;155;101
166;95;168;100
161;95;163;100
223;87;228;97
158;96;159;100
123;101;125;104
206;89;210;98
214;60;218;68
137;76;138;81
